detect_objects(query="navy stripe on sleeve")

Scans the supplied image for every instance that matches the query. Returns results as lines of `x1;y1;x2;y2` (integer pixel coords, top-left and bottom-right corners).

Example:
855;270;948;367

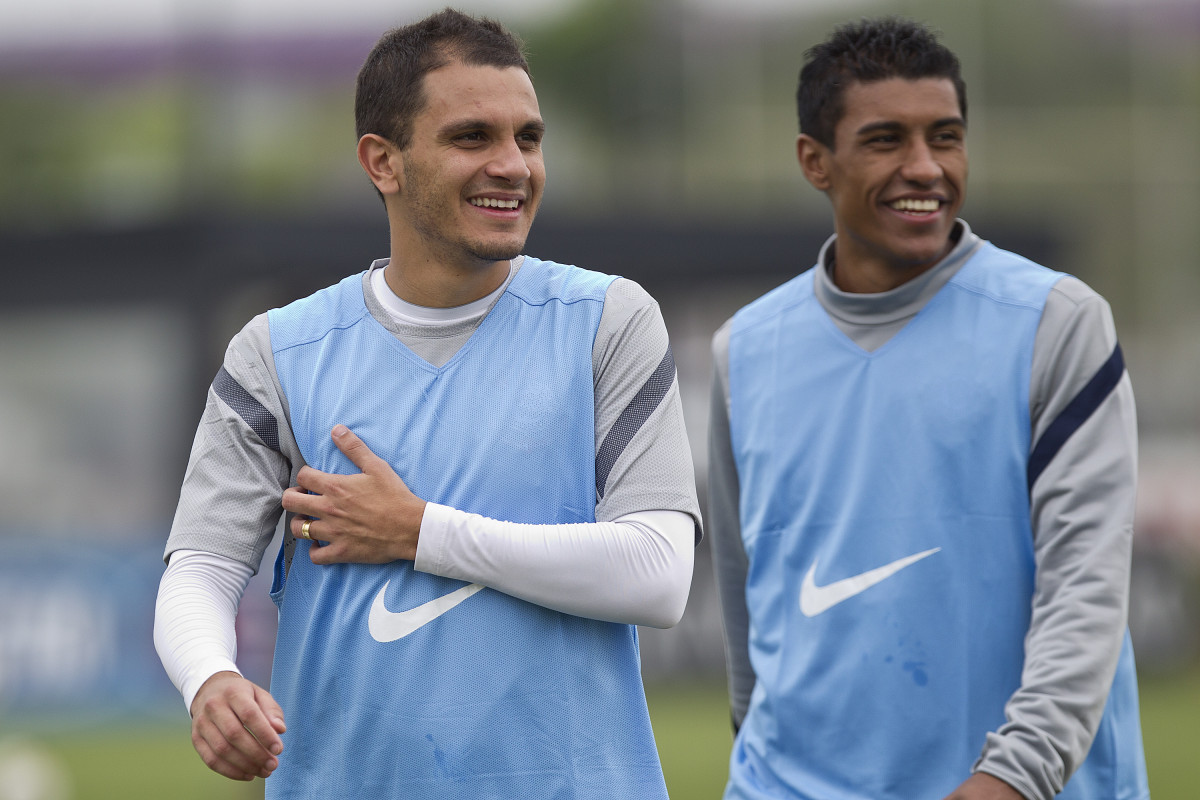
596;348;676;499
1027;343;1124;491
212;366;282;452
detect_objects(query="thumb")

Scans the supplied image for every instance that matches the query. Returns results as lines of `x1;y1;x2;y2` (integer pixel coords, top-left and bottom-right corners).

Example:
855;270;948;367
331;424;385;474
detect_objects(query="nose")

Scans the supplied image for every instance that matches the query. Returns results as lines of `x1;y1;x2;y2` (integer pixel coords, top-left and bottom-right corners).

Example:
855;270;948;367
900;140;942;185
486;138;532;184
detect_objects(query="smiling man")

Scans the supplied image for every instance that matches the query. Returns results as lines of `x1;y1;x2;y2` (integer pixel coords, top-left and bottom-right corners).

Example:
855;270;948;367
153;9;700;798
709;17;1148;800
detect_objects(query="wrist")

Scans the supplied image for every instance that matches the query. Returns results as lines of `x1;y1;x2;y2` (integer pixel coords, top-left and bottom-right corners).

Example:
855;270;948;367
398;499;427;561
188;667;243;716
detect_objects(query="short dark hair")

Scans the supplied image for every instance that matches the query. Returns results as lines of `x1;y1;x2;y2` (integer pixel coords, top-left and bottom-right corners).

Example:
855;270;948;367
355;8;530;150
796;17;966;148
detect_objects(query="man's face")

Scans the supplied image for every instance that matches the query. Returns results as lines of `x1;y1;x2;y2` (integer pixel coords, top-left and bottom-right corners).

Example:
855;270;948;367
800;77;966;290
393;61;545;267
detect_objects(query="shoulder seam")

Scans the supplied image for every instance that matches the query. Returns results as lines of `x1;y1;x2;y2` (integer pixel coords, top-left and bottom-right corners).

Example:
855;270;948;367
945;275;1059;313
271;306;373;356
732;279;817;339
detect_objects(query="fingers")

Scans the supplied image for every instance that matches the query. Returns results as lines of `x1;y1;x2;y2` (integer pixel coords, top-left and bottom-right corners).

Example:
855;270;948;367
257;686;288;735
331;424;389;474
307;537;339;565
282;485;323;520
190;673;286;781
291;466;334;498
286;510;352;558
243;685;286;755
192;731;264;781
286;506;323;542
193;709;280;780
305;535;366;566
279;424;424;565
194;707;278;780
280;424;384;514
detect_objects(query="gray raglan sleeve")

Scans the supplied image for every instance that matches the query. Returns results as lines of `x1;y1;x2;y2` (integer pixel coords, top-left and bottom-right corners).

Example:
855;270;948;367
164;313;303;572
592;278;702;539
708;319;755;729
974;277;1137;800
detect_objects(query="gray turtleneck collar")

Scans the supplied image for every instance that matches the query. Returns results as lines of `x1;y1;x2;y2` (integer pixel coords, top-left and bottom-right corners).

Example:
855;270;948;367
812;220;983;352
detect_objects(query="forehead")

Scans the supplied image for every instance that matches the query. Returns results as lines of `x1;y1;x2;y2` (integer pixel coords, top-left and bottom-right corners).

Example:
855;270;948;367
836;77;962;136
416;61;541;127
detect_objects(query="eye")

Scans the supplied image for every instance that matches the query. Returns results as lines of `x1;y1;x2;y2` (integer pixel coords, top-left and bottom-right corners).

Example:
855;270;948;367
865;134;899;147
517;131;543;149
454;131;486;146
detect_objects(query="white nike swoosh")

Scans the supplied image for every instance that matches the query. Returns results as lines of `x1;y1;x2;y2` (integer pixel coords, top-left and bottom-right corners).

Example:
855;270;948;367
799;547;941;617
368;580;484;643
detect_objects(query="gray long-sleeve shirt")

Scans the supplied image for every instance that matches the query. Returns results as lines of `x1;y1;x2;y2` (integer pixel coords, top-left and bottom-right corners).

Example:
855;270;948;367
167;258;701;574
708;222;1138;800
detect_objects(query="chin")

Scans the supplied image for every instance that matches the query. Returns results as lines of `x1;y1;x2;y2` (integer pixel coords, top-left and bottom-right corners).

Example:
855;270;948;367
894;237;955;268
468;236;528;262
467;245;521;262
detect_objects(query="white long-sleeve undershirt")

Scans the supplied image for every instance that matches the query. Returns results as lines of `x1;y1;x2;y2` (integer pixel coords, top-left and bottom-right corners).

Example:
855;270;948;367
155;508;693;711
416;506;692;628
154;550;252;713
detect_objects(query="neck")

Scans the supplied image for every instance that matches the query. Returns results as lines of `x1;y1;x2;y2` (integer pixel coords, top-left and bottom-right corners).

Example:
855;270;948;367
383;255;511;308
830;229;959;294
831;256;941;294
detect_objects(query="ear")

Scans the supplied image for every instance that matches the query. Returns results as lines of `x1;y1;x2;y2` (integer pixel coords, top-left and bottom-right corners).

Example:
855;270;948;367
357;134;403;196
796;134;832;192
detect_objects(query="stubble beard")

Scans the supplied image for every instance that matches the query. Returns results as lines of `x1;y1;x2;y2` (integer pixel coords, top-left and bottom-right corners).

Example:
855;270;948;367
402;171;532;265
464;236;525;263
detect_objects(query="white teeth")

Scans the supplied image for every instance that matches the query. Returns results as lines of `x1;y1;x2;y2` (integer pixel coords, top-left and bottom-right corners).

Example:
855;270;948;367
470;198;519;209
891;198;940;212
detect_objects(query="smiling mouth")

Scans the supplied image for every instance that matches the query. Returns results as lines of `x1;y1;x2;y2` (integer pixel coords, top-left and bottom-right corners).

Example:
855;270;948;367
469;197;521;210
888;198;941;215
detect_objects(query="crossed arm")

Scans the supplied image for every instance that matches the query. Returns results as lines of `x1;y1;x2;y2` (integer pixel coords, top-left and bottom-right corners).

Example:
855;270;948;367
156;277;700;782
280;424;426;563
156;424;694;781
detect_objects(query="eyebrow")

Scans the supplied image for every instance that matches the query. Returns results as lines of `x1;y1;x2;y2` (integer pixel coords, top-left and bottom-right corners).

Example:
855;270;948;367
855;116;966;137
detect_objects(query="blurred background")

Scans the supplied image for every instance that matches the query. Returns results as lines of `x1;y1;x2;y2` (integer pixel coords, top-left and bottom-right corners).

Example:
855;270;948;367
1;0;1197;797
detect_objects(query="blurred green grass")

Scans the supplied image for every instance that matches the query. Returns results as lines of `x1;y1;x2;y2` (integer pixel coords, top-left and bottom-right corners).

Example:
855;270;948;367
6;668;1196;799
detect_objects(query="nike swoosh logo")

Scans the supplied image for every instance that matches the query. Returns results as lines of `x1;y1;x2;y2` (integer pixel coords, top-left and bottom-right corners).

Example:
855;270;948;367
368;580;484;643
799;547;941;617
